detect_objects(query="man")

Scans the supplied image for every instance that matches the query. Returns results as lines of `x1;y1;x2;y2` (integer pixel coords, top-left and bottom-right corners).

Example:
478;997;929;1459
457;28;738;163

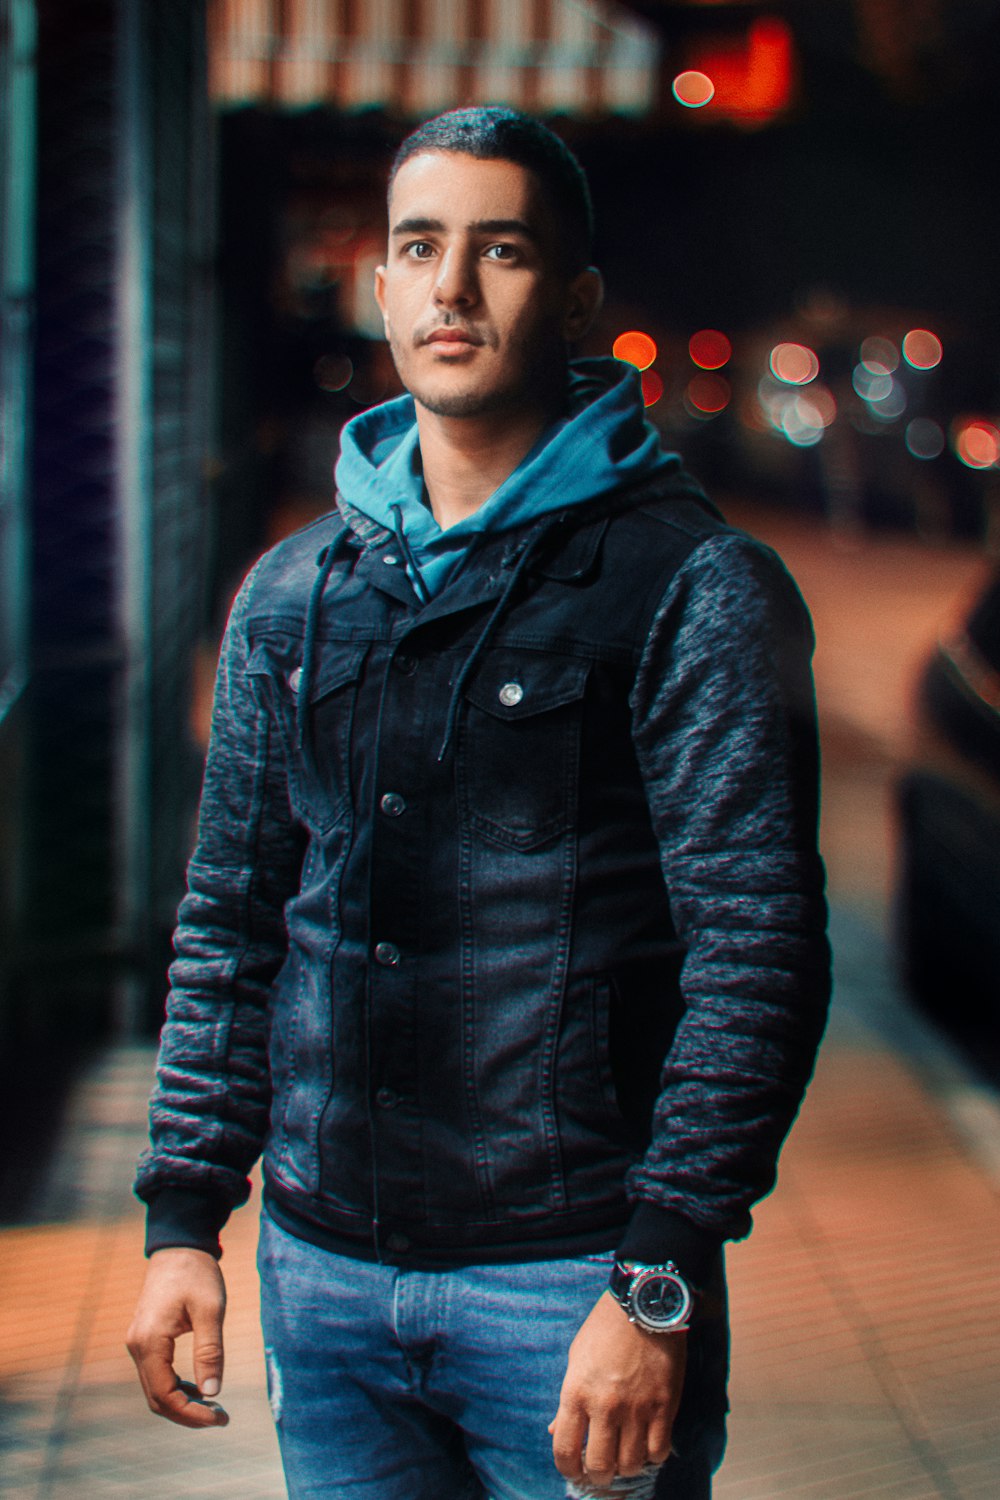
128;108;829;1500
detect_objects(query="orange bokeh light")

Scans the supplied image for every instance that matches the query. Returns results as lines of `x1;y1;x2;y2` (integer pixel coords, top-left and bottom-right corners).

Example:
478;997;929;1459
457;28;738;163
641;370;664;407
689;329;732;370
770;343;819;385
687;373;731;414
613;330;658;371
902;329;943;370
673;71;716;109
953;419;1000;470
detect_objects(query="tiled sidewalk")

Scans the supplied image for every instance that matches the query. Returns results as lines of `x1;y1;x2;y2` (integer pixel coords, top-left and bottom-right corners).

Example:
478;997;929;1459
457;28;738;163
2;904;998;1499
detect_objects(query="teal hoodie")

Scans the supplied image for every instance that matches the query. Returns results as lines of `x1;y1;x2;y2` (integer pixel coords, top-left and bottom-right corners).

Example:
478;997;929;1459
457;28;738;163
334;356;676;598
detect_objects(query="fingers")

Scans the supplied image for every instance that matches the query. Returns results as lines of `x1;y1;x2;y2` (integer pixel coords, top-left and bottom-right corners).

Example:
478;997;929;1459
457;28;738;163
127;1328;228;1428
192;1298;226;1400
645;1411;674;1467
549;1403;588;1480
126;1248;229;1428
550;1403;669;1487
577;1407;619;1487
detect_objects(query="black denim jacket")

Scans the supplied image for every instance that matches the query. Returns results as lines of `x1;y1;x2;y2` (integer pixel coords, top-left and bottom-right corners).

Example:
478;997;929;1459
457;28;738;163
137;467;830;1285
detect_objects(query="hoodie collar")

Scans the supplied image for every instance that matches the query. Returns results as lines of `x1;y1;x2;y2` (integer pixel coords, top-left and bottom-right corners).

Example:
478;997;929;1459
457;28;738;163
332;357;677;597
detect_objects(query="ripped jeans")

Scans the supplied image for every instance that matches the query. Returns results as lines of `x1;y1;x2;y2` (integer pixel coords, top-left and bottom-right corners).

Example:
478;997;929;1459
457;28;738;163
258;1210;728;1500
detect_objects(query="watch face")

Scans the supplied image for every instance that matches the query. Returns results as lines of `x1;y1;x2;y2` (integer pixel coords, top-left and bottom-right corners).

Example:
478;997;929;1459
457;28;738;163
632;1270;692;1331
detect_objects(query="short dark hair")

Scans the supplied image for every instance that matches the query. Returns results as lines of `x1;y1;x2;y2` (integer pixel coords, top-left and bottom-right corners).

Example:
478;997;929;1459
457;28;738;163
389;107;594;274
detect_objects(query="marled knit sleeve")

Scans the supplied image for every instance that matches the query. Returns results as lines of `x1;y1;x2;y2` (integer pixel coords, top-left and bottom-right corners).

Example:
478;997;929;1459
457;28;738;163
134;565;306;1256
620;528;831;1282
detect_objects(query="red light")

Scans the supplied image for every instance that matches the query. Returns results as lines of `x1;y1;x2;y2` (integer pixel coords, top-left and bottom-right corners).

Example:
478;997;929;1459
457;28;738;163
689;329;732;370
613;330;657;371
641;370;664;407
902;329;943;370
953;419;1000;470
687;374;730;414
684;16;795;127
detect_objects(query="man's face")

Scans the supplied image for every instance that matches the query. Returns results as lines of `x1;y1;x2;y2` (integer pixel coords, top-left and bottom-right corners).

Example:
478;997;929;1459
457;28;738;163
375;151;598;420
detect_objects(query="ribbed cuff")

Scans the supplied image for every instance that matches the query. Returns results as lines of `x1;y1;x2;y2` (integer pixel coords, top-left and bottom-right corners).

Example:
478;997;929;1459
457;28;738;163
615;1202;723;1290
143;1187;230;1260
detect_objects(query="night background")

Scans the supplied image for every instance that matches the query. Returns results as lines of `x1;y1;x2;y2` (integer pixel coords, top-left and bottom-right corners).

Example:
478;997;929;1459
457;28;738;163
1;3;999;1495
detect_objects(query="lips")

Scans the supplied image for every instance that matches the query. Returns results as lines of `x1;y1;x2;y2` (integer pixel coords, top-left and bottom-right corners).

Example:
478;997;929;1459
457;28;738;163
421;327;484;349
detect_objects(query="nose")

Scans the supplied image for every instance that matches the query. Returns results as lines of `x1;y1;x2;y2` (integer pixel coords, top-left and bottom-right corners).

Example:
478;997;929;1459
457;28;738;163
432;244;478;309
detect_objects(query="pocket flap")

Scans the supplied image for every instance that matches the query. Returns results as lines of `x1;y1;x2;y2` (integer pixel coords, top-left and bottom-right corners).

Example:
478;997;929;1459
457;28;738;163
464;653;590;720
248;640;367;703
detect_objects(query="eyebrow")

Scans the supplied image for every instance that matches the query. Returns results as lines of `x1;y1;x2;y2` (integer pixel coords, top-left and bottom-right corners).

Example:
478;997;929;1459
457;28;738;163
391;216;540;242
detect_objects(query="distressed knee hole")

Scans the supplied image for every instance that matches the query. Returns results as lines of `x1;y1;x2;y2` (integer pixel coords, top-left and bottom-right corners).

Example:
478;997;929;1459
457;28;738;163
264;1345;284;1424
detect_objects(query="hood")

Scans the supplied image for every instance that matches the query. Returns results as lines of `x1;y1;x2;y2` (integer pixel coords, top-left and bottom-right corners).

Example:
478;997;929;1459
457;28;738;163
333;356;677;597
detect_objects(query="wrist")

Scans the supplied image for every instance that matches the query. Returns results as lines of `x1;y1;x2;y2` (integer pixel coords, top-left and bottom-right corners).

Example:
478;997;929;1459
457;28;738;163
608;1258;694;1334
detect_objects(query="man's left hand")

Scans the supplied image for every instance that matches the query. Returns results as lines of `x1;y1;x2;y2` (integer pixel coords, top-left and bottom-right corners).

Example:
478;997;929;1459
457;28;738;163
548;1291;686;1489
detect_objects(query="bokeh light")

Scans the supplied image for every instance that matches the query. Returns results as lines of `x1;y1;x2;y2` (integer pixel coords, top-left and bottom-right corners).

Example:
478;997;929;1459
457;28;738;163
686;373;730;415
757;377;835;446
903;329;943;370
852;364;893;402
689;329;732;370
953;419;1000;469
781;399;825;447
613;330;658;371
641;370;664;407
860;336;898;374
905;418;945;460
770;343;819;385
867;378;907;422
672;71;715;108
314;354;354;392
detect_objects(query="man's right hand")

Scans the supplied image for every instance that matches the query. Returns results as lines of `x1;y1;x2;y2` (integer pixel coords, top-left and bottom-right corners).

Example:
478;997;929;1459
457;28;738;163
126;1247;230;1428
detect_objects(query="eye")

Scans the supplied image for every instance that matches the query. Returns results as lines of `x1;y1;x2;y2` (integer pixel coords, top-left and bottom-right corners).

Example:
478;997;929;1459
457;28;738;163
484;243;519;262
404;241;435;260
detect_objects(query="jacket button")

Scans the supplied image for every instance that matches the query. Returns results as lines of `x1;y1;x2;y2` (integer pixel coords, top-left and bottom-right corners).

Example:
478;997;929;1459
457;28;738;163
374;941;400;967
394;653;416;675
288;667;303;694
380;792;407;818
383;553;399;567
499;681;524;707
376;1086;400;1109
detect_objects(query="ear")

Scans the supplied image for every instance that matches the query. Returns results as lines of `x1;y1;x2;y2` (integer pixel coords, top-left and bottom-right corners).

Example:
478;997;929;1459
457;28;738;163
374;263;390;337
562;267;604;343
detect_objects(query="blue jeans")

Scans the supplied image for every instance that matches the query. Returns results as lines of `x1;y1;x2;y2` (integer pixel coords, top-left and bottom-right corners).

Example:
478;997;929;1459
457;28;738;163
258;1211;728;1500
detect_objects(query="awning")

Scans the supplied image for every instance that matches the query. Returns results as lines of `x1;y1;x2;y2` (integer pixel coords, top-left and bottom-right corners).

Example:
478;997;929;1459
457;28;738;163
209;0;660;117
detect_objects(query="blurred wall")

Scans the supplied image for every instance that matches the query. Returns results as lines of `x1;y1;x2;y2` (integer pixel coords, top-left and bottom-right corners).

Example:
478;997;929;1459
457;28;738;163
0;0;213;1061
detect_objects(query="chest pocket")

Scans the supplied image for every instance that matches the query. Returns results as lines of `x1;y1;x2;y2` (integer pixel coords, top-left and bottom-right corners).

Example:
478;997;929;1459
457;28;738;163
250;639;367;835
458;652;591;851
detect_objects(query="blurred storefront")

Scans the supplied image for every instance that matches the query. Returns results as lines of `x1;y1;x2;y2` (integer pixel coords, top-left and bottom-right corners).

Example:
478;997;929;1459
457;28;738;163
2;0;999;1068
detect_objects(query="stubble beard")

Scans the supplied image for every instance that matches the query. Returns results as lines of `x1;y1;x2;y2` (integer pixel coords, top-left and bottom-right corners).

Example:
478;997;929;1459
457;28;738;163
390;327;569;422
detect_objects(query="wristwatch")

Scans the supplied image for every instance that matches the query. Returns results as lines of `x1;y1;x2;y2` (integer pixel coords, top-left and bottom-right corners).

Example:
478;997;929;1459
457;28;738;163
608;1258;694;1333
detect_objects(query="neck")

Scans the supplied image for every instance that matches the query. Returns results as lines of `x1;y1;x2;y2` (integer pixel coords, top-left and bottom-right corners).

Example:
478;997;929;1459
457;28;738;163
415;404;559;531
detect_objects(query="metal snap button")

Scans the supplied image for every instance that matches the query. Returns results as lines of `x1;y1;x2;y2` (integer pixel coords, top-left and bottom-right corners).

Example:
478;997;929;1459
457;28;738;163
383;553;399;566
376;1086;400;1110
380;792;406;818
394;653;416;674
498;681;524;707
374;941;401;967
288;667;303;693
385;1233;410;1253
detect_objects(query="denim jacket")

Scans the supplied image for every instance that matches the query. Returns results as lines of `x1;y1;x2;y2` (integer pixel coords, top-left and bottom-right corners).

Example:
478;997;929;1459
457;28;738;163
137;465;830;1284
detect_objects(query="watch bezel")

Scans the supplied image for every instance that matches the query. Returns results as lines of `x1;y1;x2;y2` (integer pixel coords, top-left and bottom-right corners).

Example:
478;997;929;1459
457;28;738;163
610;1259;694;1333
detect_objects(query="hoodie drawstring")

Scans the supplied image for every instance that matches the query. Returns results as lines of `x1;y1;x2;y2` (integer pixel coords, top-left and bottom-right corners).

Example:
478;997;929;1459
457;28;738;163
436;517;559;763
390;502;432;606
297;528;350;772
